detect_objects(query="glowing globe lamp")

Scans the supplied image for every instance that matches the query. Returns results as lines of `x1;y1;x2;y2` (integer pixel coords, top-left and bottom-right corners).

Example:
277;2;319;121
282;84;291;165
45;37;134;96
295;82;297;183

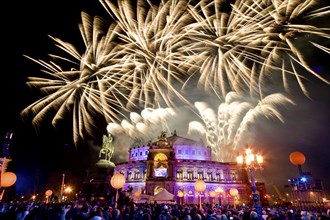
0;172;17;187
194;179;206;192
194;179;206;209
45;189;53;197
110;173;126;189
177;190;184;205
45;189;53;203
229;188;238;197
209;190;216;197
289;152;306;165
229;188;238;208
110;173;126;208
289;151;306;175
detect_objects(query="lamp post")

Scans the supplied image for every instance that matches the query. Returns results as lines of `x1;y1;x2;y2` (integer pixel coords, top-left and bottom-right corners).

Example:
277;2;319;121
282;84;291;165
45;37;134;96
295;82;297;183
194;179;206;210
60;173;65;202
289;152;305;176
237;147;263;219
110;173;126;208
177;190;184;205
45;189;53;203
134;188;142;204
64;186;73;201
209;190;216;204
289;151;306;209
215;187;224;205
229;188;238;208
0;172;17;201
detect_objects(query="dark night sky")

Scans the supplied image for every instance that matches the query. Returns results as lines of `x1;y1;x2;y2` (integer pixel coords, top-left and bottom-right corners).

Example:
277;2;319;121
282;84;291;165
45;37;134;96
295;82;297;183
1;0;330;199
1;0;107;196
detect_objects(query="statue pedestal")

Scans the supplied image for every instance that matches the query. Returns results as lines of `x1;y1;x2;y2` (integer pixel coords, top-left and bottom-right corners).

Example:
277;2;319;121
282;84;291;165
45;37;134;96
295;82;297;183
96;159;115;169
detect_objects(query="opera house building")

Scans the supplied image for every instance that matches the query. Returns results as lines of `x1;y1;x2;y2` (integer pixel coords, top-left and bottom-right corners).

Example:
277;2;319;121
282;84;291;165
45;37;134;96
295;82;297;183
113;130;267;205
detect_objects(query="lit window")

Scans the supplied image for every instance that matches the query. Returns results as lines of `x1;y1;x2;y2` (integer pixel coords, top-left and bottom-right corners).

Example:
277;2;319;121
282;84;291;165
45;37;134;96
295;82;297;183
216;173;221;181
134;171;140;179
187;170;193;180
231;171;237;181
143;170;147;180
176;170;183;180
207;171;212;180
154;153;168;161
197;171;203;179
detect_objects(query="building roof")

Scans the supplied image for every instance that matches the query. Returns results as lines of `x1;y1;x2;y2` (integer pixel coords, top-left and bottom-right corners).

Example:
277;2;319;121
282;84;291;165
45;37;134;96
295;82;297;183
153;130;206;147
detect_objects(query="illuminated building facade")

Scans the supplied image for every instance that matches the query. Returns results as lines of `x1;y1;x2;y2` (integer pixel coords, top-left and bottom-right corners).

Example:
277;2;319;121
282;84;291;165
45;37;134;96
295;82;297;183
114;130;267;205
288;171;326;208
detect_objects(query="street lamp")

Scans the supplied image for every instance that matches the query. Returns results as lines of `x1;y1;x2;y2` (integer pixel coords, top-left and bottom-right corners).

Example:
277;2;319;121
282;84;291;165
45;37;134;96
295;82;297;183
289;152;305;176
0;172;17;201
110;173;126;208
237;146;263;219
229;188;238;208
177;190;184;205
215;187;224;205
134;188;142;204
64;186;73;201
194;179;206;210
60;173;65;202
45;189;53;203
209;190;216;203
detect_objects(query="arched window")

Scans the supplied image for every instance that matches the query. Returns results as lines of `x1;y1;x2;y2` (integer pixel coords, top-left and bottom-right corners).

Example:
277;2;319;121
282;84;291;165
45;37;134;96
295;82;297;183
176;169;183;180
197;170;204;180
231;171;237;181
187;170;193;180
207;170;213;181
154;153;168;161
134;170;140;180
143;169;147;180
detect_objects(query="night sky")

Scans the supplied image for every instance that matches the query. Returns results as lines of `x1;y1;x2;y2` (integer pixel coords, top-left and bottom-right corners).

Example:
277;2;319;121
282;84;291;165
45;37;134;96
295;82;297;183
1;0;330;199
2;0;107;197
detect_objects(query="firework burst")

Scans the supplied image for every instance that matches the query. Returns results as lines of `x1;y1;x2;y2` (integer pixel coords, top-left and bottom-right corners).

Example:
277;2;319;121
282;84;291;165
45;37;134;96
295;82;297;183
184;0;330;98
106;107;176;145
21;13;132;144
21;0;330;146
99;0;195;108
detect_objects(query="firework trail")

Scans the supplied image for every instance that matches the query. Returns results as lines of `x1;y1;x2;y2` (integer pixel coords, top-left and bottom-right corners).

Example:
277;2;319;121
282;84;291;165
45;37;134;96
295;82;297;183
106;107;176;146
188;92;295;162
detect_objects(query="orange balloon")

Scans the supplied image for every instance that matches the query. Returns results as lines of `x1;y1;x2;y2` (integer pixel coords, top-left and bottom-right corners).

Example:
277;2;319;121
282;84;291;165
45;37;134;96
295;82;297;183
177;190;184;198
45;190;53;196
209;190;217;197
1;172;17;187
289;152;306;165
134;190;141;197
229;188;238;196
194;179;206;192
110;173;126;189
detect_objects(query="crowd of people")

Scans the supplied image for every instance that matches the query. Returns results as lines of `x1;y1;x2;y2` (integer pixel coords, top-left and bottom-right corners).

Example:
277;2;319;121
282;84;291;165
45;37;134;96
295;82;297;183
0;199;329;220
